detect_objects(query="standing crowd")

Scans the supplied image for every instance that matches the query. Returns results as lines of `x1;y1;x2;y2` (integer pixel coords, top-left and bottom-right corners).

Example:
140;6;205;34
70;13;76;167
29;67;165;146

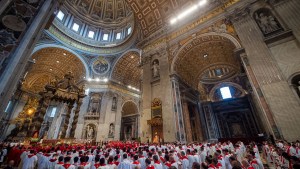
0;140;299;169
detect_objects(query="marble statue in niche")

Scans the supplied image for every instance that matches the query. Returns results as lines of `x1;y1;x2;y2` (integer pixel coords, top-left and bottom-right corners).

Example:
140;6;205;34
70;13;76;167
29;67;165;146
108;123;114;137
86;124;95;139
111;97;117;111
254;8;283;36
88;93;101;114
152;59;160;78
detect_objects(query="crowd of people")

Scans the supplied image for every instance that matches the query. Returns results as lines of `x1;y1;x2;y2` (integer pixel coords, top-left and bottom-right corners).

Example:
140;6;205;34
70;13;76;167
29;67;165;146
0;140;299;169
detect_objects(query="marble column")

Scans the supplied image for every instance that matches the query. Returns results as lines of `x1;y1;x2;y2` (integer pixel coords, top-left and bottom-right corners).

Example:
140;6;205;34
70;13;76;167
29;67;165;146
170;76;186;143
230;5;300;141
182;101;193;143
0;0;57;120
140;56;152;142
114;95;123;140
202;102;219;141
193;104;203;141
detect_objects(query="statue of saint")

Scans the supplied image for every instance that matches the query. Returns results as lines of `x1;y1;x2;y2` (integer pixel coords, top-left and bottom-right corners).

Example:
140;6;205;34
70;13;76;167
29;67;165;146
87;125;94;139
255;11;281;35
109;123;114;137
153;132;159;143
111;97;117;110
152;60;160;78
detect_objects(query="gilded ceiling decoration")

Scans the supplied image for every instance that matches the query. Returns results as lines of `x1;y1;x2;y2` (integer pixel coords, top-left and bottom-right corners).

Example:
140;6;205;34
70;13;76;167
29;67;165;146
126;0;196;37
122;101;138;116
65;0;133;24
111;51;141;88
22;47;85;93
174;36;239;88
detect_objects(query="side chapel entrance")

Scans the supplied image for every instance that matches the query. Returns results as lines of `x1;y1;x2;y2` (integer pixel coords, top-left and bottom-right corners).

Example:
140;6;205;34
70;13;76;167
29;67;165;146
147;98;163;143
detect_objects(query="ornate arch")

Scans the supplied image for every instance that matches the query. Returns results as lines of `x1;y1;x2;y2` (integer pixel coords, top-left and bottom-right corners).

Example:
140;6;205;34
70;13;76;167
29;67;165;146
121;100;139;116
23;47;86;93
111;50;142;88
32;44;90;78
171;32;242;74
171;33;242;88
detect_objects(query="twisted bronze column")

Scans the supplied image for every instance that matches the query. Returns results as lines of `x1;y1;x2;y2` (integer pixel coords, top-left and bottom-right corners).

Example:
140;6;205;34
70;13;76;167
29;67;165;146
69;99;82;138
28;91;53;137
60;103;74;139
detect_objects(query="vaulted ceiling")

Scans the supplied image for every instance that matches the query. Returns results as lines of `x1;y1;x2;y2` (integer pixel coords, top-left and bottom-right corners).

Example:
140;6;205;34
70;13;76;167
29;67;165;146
64;0;199;38
126;0;196;36
22;47;86;93
65;0;133;25
122;101;138;116
111;51;141;88
174;35;240;88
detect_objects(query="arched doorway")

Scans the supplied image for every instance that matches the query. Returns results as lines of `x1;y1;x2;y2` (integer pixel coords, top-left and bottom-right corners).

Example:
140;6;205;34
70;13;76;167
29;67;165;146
120;101;139;141
171;33;262;142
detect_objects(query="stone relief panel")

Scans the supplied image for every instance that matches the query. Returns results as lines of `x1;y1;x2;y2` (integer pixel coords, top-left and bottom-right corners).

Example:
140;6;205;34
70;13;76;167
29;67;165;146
253;8;283;37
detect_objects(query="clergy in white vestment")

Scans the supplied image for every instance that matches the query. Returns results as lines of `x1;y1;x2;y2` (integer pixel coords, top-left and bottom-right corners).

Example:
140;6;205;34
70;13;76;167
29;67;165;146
193;149;201;164
62;156;76;169
187;149;195;169
22;150;38;169
200;147;207;164
153;155;163;169
180;151;189;169
222;149;232;169
54;156;65;169
118;153;132;169
79;156;91;169
247;152;263;169
170;156;179;169
131;155;141;169
48;154;58;169
138;151;146;169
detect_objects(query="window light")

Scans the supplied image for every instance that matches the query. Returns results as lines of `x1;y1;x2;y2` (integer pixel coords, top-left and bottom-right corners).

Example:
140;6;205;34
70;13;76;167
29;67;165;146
56;10;65;21
50;107;57;117
72;23;80;32
103;33;109;40
220;86;232;99
116;32;121;40
88;31;95;38
127;27;132;35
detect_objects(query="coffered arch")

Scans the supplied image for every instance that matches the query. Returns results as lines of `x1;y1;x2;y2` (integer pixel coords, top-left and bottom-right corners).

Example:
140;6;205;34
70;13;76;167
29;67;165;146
22;47;86;93
122;100;139;116
111;50;142;88
171;33;242;88
32;44;90;78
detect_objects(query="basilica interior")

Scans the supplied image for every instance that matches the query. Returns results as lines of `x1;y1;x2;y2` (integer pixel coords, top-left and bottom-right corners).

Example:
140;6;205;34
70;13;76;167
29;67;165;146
0;0;300;144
